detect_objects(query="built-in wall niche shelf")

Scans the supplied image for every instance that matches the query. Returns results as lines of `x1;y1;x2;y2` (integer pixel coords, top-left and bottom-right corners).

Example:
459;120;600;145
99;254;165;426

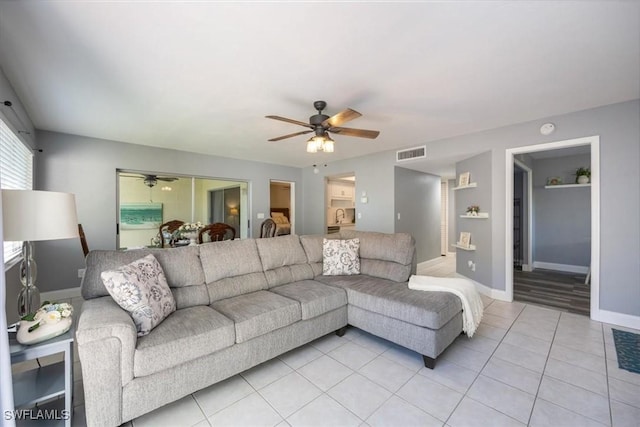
452;243;476;251
452;183;477;191
544;183;591;189
460;213;489;218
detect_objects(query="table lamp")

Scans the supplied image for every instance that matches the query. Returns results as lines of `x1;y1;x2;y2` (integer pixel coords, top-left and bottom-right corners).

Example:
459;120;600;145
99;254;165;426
1;190;78;316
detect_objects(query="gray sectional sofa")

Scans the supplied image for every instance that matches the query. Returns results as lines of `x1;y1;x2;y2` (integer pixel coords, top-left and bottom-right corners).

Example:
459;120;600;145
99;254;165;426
76;230;463;426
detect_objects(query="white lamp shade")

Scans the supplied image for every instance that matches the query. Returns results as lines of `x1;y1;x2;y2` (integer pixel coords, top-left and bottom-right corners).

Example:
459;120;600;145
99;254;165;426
1;190;79;241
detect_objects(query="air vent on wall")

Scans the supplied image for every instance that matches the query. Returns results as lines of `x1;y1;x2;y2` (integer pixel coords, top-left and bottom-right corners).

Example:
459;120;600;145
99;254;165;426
396;145;426;162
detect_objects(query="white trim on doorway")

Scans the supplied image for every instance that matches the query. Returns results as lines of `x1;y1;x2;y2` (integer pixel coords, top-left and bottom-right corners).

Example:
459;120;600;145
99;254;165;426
505;135;600;319
513;158;533;272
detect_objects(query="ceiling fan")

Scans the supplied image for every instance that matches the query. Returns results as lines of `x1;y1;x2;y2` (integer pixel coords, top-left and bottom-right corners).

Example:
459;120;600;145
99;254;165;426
266;100;380;153
120;173;179;188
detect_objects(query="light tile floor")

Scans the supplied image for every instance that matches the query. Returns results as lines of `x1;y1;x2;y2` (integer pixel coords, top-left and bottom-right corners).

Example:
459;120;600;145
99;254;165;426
14;258;640;427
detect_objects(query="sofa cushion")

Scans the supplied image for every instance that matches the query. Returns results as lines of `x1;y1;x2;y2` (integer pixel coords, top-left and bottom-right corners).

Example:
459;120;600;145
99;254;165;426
339;230;415;282
200;239;269;302
134;305;235;377
101;254;176;336
256;235;314;287
270;280;347;320
323;238;360;275
313;274;369;289
345;277;462;329
82;246;207;303
211;290;301;343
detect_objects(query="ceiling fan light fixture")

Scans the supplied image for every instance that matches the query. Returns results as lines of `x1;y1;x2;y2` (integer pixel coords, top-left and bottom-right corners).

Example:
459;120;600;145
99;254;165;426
322;137;335;153
306;138;318;153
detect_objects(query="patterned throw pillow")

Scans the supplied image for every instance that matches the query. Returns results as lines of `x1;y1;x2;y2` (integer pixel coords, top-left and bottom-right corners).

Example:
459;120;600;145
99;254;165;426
101;254;176;336
322;238;361;275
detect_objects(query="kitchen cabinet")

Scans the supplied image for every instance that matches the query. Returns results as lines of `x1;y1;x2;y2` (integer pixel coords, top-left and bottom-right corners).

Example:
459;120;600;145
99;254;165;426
329;180;354;200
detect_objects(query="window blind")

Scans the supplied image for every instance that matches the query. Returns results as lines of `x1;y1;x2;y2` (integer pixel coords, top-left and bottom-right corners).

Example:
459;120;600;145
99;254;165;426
1;116;33;262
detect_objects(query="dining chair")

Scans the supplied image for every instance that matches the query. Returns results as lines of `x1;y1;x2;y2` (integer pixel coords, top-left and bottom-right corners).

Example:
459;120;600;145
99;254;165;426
260;218;277;238
159;219;185;248
198;223;236;243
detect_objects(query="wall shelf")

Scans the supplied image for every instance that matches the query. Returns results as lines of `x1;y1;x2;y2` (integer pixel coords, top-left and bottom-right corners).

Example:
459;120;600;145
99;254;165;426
452;183;477;191
452;243;476;251
460;213;489;218
544;183;591;189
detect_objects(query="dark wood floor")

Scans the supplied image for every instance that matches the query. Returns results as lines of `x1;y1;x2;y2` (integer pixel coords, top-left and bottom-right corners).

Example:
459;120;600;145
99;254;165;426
514;268;590;316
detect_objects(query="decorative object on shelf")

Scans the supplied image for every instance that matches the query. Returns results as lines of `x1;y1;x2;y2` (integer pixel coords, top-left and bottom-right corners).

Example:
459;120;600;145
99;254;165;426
466;205;480;216
16;301;73;345
458;172;471;187
1;190;79;316
575;167;591;184
458;232;471;249
546;176;563;186
178;221;204;246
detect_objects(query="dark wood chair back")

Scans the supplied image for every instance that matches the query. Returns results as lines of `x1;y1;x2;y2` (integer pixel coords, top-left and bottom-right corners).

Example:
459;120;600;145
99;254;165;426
260;218;277;238
198;223;236;243
78;224;90;257
159;220;185;248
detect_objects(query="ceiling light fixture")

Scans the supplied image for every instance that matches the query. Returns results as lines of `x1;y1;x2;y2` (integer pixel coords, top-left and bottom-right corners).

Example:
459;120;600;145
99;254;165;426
306;132;335;154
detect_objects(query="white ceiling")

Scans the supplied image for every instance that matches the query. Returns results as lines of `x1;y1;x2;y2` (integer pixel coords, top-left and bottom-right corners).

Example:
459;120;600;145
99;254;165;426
0;1;638;172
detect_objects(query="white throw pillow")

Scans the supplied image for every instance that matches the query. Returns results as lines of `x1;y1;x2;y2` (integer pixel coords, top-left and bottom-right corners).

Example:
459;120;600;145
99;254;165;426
323;238;361;275
101;254;176;336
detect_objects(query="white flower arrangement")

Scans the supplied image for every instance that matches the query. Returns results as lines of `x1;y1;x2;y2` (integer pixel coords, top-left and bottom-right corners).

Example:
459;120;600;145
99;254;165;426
21;301;74;333
178;222;204;232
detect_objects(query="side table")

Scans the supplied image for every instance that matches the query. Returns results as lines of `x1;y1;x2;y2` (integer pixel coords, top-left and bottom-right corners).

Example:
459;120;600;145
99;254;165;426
9;326;74;427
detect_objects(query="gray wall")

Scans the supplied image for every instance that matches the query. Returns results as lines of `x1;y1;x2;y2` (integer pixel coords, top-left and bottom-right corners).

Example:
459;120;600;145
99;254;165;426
393;167;441;263
455;151;493;285
532;154;591;267
32;131;302;297
300;100;640;317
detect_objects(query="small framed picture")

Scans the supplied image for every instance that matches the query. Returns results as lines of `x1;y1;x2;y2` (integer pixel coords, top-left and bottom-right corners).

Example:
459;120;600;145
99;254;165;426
459;232;471;249
458;172;470;187
546;176;562;186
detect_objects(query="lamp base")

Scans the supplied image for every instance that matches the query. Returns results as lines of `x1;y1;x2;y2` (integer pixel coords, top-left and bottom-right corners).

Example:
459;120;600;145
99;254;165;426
18;241;40;317
18;285;40;317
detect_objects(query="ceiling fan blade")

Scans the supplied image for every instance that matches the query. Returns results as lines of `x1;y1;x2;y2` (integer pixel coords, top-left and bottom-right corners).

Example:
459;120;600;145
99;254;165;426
329;127;380;139
265;115;312;128
157;177;178;182
268;130;313;142
322;108;362;128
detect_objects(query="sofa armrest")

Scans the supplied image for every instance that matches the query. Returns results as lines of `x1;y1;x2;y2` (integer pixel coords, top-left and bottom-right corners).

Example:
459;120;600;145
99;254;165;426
76;297;137;426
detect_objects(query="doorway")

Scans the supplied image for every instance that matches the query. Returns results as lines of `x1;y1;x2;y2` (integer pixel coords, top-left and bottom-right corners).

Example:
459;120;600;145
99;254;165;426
209;186;241;237
269;180;295;235
325;174;356;234
505;136;600;318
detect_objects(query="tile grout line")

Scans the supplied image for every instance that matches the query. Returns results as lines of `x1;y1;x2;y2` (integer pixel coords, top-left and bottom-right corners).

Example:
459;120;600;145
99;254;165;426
441;298;520;426
524;306;561;426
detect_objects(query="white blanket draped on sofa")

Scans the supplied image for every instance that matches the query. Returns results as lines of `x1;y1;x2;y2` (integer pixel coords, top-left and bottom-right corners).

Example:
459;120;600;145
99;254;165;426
408;275;484;337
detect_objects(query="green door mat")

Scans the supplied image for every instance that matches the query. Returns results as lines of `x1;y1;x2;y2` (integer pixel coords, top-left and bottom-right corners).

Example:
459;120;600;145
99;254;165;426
612;329;640;375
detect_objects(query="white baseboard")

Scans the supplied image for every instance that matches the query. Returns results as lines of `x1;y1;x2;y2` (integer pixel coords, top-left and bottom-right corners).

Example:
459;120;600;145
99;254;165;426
455;273;511;302
592;309;640;330
533;261;589;274
521;264;532;272
417;256;448;270
40;287;82;302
